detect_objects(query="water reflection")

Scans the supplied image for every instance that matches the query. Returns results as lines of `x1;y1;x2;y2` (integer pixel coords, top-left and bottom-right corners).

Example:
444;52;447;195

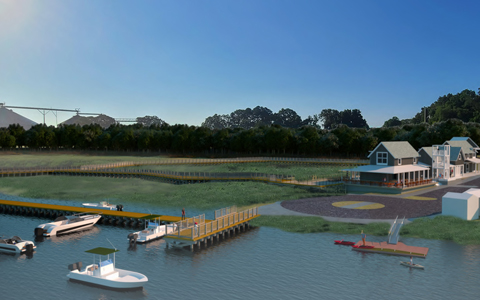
3;211;480;299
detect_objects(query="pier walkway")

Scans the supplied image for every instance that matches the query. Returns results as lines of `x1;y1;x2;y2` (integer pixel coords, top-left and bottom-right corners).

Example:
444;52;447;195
0;167;343;188
164;206;259;250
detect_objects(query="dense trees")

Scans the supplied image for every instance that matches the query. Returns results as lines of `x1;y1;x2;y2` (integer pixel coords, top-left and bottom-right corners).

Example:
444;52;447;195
319;109;369;129
1;118;478;158
385;88;480;125
2;88;479;157
202;106;368;130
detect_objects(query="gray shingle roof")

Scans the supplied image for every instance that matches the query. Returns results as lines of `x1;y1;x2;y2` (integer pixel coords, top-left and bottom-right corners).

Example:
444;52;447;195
445;140;476;155
419;147;433;158
369;141;420;159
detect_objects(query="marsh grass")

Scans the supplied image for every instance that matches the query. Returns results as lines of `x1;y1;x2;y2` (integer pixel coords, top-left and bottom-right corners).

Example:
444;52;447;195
250;215;391;235
251;215;480;245
0;177;335;210
399;216;480;244
0;153;168;168
129;163;345;181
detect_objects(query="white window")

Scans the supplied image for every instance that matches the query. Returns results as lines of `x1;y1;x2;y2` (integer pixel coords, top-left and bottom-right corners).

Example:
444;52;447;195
413;158;417;164
377;152;388;165
398;158;402;165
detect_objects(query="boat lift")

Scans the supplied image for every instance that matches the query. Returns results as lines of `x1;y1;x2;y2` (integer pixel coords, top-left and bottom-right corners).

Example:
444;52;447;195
388;216;405;245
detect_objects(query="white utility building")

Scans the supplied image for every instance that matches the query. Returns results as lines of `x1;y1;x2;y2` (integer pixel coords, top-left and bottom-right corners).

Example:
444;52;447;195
442;189;480;220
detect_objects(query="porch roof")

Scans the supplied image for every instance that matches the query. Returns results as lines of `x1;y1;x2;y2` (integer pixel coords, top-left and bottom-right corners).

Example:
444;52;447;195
466;158;480;164
343;163;430;175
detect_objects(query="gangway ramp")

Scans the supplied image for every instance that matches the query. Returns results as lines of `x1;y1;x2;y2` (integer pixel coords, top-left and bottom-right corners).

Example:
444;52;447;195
388;216;405;245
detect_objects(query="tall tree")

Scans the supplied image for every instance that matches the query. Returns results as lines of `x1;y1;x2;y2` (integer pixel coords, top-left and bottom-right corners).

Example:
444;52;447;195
319;109;341;130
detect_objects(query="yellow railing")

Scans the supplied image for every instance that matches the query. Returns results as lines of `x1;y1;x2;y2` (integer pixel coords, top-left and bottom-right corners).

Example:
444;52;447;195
166;207;259;240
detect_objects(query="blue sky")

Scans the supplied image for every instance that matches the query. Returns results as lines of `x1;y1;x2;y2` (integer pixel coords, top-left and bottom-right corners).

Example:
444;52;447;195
1;0;479;128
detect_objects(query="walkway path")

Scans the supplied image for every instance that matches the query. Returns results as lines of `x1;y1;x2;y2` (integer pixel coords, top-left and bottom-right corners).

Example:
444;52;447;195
259;174;480;224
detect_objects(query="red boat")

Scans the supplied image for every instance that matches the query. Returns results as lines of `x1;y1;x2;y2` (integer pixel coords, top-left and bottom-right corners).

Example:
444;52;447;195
334;240;355;246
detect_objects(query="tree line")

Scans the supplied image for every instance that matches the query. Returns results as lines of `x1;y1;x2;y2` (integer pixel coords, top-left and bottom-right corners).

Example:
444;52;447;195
202;106;369;130
1;118;479;157
383;88;480;126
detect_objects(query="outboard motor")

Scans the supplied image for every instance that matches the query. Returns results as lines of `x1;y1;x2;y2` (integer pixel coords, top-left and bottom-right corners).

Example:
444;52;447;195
68;261;83;271
68;263;78;271
25;244;34;253
128;233;138;244
34;228;46;237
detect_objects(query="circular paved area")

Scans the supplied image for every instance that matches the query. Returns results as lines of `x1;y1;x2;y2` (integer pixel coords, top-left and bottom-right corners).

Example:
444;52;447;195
332;201;385;209
280;186;472;219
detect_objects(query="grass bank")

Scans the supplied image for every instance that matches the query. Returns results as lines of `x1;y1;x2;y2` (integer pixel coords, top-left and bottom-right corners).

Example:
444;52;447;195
250;215;480;245
0;176;335;210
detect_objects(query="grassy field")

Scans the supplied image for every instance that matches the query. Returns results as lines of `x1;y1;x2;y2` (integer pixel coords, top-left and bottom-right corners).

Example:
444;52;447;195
127;162;345;181
0;153;346;181
250;215;480;245
0;153;168;168
0;176;335;210
3;153;478;245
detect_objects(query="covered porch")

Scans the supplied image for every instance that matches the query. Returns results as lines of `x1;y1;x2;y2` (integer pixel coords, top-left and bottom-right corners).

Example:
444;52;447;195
343;164;432;189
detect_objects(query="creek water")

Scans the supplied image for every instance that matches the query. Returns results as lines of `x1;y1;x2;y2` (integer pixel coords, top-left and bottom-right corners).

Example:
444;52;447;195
1;196;479;300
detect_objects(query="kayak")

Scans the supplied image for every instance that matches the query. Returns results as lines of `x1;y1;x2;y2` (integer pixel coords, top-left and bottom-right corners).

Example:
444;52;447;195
400;261;424;269
334;240;355;246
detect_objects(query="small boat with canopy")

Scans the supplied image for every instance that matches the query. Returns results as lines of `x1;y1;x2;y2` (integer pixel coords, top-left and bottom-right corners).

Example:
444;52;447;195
67;247;148;289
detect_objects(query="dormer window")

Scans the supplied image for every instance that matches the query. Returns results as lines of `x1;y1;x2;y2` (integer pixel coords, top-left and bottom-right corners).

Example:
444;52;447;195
377;152;388;165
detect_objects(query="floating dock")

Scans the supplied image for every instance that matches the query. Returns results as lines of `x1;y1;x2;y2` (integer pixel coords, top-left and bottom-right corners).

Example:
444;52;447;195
352;241;429;258
0;199;182;227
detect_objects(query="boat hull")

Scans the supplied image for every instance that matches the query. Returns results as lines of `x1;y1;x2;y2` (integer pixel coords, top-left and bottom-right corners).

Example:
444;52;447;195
82;204;116;210
400;261;424;269
67;268;148;289
36;215;101;237
0;244;36;254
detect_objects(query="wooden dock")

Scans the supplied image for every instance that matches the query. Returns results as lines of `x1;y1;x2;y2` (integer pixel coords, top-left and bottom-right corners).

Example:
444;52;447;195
0;199;182;227
164;206;260;250
0;200;259;250
352;241;429;258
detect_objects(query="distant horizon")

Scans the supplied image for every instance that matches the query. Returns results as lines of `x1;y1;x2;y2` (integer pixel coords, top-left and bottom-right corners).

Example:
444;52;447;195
2;1;479;128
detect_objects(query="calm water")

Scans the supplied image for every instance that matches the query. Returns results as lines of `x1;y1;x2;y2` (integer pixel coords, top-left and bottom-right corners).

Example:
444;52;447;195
1;197;480;299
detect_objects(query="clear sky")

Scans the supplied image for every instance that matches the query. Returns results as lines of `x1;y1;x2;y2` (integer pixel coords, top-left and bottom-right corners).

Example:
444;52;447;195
1;0;479;128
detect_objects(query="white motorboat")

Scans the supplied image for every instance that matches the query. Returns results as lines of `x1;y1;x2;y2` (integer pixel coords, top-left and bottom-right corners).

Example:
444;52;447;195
127;215;177;244
67;247;148;289
35;212;102;237
82;201;123;211
0;236;36;254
